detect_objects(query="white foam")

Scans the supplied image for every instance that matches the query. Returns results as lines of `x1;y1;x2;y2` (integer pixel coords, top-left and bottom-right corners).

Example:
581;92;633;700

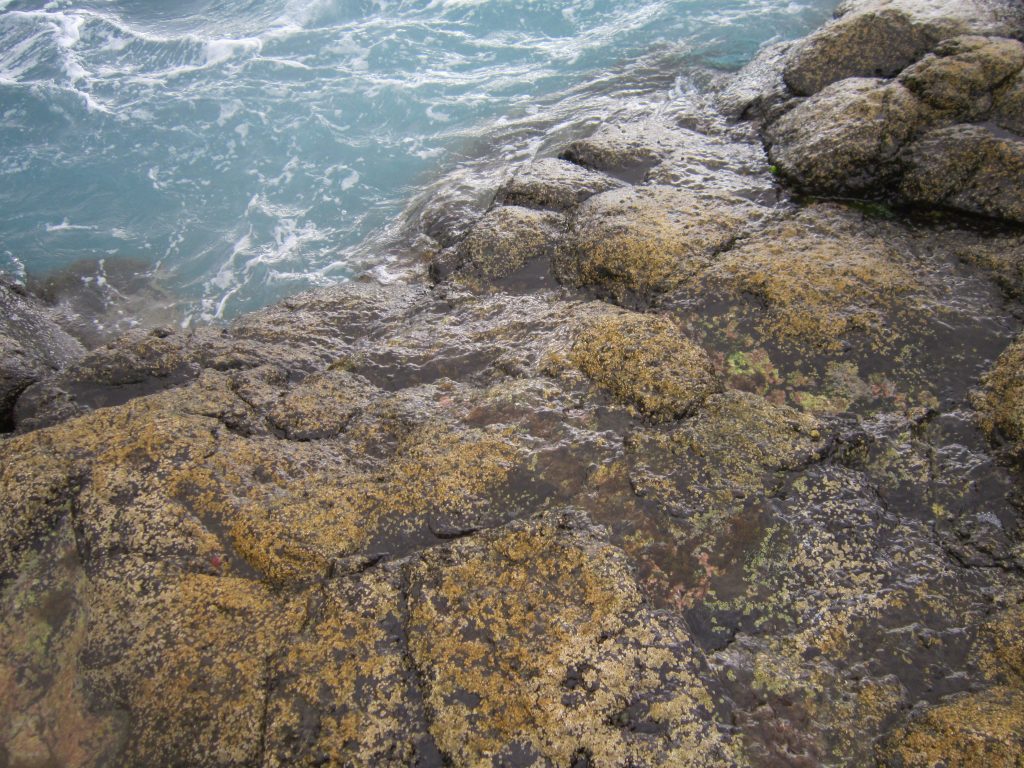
204;37;261;66
341;170;360;191
46;219;97;232
426;104;450;122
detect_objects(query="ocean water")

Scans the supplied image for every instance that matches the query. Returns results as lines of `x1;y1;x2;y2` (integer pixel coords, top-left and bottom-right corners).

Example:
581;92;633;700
0;0;836;330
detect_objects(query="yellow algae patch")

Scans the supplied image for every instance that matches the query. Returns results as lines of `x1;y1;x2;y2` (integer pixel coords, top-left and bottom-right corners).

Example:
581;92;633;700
263;570;435;767
213;421;522;583
405;516;741;767
84;571;307;768
569;312;719;422
558;185;751;304
878;686;1024;767
704;217;920;352
978;334;1024;447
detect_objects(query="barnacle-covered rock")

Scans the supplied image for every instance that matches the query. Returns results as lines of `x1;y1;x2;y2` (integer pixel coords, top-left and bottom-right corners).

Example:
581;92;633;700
555;185;754;304
568;311;720;421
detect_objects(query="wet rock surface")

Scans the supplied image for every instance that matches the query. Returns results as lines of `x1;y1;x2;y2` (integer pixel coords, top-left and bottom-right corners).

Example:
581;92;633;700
0;278;84;432
4;1;1024;766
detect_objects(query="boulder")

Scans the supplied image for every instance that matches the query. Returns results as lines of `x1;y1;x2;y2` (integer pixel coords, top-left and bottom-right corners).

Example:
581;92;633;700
898;35;1024;118
766;78;935;196
784;0;1024;97
899;123;1024;223
555;185;757;305
994;69;1024;132
434;204;564;284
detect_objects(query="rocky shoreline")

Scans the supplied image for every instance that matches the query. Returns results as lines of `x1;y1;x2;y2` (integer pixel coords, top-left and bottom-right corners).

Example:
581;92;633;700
3;0;1024;765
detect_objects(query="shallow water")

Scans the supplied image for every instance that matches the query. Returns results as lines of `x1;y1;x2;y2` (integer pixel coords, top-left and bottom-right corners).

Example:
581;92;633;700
0;0;835;327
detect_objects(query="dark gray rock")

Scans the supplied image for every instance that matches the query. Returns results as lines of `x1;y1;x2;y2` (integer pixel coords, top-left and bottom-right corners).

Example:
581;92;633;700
0;278;84;431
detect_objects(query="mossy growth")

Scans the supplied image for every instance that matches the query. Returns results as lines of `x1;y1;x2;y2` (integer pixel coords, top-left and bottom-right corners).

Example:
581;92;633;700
405;512;742;767
702;215;920;352
558;186;749;305
977;334;1024;448
456;205;563;281
569;312;720;422
877;687;1024;767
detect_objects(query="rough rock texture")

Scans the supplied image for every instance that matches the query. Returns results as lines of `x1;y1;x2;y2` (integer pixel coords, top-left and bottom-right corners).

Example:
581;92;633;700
765;77;936;195
494;157;626;211
767;38;1024;222
783;0;1024;97
555;185;758;305
899;123;1024;223
898;35;1024;117
715;41;795;122
567;312;720;421
430;204;565;287
995;68;1024;132
0;278;84;431
977;333;1024;448
5;1;1024;765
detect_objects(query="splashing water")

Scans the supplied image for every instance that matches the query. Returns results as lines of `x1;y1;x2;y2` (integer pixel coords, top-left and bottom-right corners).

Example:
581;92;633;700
0;0;835;327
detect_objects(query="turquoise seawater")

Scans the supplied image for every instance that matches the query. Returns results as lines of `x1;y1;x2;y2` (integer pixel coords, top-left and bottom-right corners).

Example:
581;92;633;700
0;0;835;325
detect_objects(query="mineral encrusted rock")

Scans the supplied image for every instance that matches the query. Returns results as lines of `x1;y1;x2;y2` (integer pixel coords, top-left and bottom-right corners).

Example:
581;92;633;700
4;0;1024;765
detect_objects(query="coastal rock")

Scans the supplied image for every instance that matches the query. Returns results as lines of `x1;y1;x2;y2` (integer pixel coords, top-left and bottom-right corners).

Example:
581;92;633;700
555;185;755;305
11;282;426;432
561;119;778;204
406;510;742;767
765;78;935;196
952;232;1024;298
434;204;564;284
783;0;1024;97
897;35;1024;117
494;157;625;211
560;121;678;182
977;332;1024;448
994;69;1024;132
0;388;740;768
877;686;1024;766
784;7;934;96
568;311;720;422
716;41;795;122
0;278;84;431
684;205;930;352
899;123;1024;223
